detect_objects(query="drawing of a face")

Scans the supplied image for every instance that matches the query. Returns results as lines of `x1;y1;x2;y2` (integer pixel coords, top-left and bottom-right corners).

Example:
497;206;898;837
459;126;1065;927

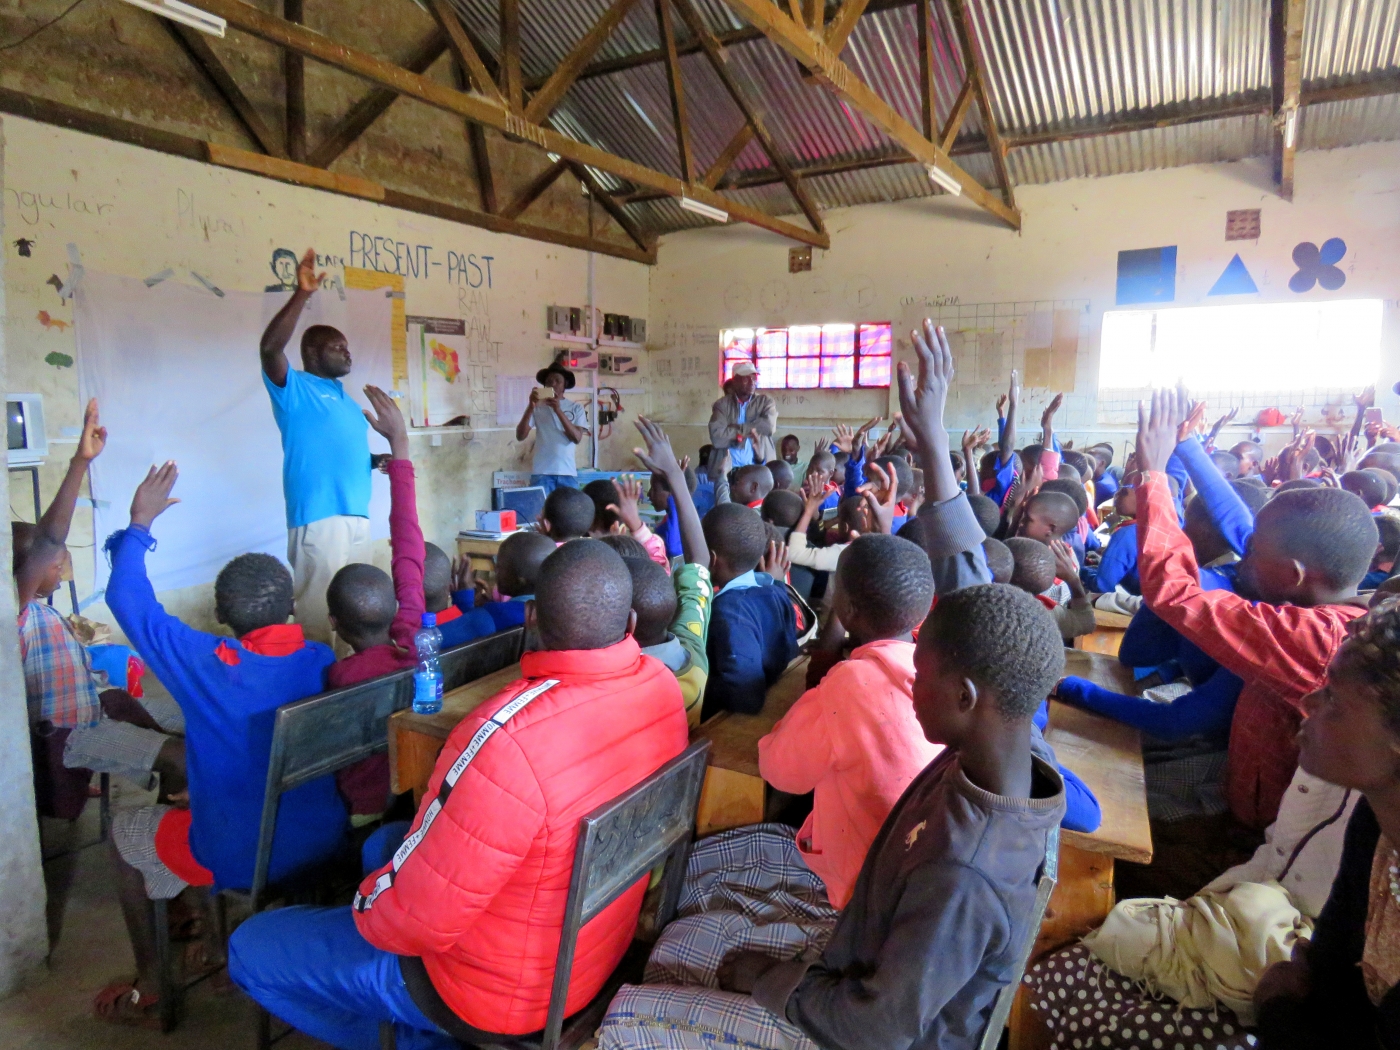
270;248;298;289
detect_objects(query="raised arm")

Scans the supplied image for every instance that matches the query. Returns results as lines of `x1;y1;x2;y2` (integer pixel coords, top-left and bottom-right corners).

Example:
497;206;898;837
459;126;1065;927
259;248;322;387
901;319;992;593
365;387;424;652
1173;434;1254;555
16;399;105;607
999;370;1021;466
1041;393;1063;453
634;417;708;565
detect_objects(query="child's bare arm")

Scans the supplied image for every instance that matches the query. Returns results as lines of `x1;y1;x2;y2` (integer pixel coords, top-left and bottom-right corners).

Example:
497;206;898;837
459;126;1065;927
999;371;1020;466
17;400;106;607
633;417;708;565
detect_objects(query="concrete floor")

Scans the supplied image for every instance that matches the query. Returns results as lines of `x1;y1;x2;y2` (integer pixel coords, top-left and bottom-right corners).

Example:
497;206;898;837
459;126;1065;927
3;778;325;1050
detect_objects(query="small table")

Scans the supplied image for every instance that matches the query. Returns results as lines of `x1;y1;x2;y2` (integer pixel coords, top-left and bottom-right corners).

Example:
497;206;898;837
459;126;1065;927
1075;606;1134;657
388;662;524;800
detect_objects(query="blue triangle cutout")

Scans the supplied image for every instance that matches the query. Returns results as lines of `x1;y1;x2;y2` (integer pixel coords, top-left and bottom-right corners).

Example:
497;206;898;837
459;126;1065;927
1209;254;1259;296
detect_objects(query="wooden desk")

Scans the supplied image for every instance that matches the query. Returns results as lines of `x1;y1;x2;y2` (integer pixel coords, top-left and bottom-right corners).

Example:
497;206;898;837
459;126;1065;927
690;656;809;836
1075;607;1134;657
387;662;523;798
456;534;508;595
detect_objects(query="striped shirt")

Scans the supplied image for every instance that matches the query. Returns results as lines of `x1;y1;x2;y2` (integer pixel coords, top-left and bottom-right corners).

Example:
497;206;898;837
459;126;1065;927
19;601;102;729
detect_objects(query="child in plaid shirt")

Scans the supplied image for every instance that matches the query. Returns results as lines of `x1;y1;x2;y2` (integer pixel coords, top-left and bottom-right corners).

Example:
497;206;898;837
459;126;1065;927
14;400;182;809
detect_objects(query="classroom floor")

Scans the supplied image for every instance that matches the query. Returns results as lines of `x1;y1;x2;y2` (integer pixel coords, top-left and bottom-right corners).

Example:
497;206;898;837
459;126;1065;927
3;696;326;1050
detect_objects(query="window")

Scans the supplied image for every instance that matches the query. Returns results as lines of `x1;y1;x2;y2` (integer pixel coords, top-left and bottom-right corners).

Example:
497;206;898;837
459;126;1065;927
721;322;893;389
1099;300;1383;393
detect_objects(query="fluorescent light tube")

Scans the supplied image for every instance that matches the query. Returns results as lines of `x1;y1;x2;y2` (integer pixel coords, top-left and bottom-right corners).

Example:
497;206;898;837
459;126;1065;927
679;197;730;223
118;0;226;37
925;164;963;196
1283;109;1298;149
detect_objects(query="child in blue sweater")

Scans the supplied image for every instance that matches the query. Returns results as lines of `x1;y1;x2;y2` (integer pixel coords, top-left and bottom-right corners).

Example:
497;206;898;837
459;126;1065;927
99;462;346;1028
701;503;798;719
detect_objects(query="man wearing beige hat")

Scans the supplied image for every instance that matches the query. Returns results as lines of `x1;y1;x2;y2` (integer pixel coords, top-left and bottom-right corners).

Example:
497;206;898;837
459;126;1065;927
708;361;778;467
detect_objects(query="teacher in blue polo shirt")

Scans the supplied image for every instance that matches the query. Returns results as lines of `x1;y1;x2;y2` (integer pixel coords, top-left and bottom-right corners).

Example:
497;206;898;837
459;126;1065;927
258;247;372;644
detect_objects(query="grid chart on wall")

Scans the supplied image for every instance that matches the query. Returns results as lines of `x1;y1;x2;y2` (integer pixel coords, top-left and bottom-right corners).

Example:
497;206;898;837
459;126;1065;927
909;300;1094;429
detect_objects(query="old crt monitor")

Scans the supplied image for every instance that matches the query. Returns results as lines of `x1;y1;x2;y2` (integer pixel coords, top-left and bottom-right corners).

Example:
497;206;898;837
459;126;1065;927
7;393;46;466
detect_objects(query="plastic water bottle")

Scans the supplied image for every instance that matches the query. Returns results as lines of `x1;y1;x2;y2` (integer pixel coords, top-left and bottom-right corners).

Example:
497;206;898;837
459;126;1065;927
412;613;444;715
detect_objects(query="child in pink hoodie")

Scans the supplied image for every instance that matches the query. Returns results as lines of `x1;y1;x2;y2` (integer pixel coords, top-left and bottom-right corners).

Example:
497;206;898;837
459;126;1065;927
757;532;936;907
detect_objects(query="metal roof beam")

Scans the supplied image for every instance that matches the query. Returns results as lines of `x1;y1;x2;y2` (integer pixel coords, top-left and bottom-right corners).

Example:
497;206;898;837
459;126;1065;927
193;0;828;248
717;0;1019;228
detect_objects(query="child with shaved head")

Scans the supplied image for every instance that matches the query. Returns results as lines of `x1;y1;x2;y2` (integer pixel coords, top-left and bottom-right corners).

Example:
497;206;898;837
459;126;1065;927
232;538;689;1047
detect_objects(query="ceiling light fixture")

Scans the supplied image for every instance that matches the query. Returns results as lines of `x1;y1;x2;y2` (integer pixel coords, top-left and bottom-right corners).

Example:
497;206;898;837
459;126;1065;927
118;0;225;37
925;164;963;197
679;197;730;223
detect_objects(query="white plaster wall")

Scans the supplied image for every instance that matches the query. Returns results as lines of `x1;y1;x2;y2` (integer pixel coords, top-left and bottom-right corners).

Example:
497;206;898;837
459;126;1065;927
3;116;648;633
646;142;1400;462
0;121;52;998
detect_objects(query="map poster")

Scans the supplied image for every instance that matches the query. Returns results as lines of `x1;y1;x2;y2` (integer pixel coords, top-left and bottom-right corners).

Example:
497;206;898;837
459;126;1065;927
406;315;469;426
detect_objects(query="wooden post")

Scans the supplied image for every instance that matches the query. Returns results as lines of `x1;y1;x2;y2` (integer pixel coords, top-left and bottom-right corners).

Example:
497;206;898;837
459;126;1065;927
283;0;305;162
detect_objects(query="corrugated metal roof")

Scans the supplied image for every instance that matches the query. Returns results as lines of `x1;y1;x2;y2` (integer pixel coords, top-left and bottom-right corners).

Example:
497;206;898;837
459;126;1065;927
446;0;1400;234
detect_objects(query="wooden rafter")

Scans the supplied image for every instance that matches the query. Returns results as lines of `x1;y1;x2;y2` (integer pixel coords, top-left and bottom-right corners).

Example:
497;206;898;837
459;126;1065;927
701;124;755;188
567;161;651;250
0;86;654;263
915;0;937;140
656;0;695;184
946;0;1013;207
195;0;828;247
449;60;499;213
162;20;284;157
798;0;869;82
940;74;975;152
500;158;568;219
670;0;825;235
524;0;640;124
499;0;523;113
1269;0;1306;200
427;0;503;103
307;29;447;169
283;0;306;162
718;0;1019;228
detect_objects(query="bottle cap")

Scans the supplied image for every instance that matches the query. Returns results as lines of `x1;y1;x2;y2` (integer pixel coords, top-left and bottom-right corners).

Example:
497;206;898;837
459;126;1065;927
421;613;436;627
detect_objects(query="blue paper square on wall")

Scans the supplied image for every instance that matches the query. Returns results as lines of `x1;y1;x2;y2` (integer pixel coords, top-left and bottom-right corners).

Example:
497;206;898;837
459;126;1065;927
1116;246;1178;305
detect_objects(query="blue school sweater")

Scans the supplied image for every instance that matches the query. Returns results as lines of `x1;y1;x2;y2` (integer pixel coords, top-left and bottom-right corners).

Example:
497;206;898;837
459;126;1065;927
703;573;798;719
437;606;498;649
104;527;347;891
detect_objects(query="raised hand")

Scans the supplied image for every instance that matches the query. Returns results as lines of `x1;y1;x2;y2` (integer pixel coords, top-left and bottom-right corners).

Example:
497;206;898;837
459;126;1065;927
1049;537;1079;582
1338;432;1364;473
854;416;884;450
996;393;1007;420
898;319;954;451
632;416;682;480
1134;387;1189;475
606;474;645;533
363;385;410;459
708;446;732;482
1291;406;1306;440
451;556;474;595
74;398;107;463
130;461;180;529
801;477;833;513
1008;370;1022;408
892;412;920;453
1356;385;1376;410
858;460;899;534
296;247;324;293
1178;398;1208;445
832;423;856;454
1041;393;1064;429
759;538;791;579
962;426;991;454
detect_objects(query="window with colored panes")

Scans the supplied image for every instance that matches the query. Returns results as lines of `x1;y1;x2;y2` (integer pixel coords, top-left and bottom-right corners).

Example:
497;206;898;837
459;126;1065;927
719;322;893;389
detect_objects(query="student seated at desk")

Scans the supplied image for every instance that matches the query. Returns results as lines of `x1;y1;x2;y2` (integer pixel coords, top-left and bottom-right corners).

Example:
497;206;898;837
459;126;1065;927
1006;536;1095;643
323;389;426;818
701;503;798;719
99;462;346;1029
627;417;715;727
229;539;689;1049
422;544;491;648
757;533;937;908
731;463;774;508
465;530;556;634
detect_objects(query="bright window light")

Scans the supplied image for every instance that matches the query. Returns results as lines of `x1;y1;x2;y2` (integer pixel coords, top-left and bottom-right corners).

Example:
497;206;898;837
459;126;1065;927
1099;299;1383;393
718;322;893;390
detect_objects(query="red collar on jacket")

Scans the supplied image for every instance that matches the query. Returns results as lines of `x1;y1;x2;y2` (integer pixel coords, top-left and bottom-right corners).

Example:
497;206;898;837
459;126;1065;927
215;624;306;665
520;636;643;682
435;605;464;625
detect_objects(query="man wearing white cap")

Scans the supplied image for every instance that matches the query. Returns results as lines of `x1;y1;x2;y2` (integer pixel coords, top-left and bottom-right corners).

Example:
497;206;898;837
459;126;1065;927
708;361;778;468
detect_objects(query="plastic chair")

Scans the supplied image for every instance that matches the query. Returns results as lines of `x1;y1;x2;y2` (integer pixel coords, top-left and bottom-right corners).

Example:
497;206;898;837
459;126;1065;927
977;824;1060;1050
382;738;712;1050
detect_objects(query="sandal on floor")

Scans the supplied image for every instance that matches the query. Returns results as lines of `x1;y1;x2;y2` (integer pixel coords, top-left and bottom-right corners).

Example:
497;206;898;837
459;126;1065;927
92;979;162;1029
182;941;227;984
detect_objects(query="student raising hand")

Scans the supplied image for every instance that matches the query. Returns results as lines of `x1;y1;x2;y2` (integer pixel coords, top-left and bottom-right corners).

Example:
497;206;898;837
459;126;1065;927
1134;386;1190;475
363;385;409;460
858;461;899;534
899;318;958;504
759;538;790;580
130;462;180;529
606;475;646;534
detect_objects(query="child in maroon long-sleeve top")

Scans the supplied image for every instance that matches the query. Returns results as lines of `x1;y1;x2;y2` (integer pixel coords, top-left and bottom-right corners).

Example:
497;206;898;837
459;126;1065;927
325;386;426;817
1132;388;1377;838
